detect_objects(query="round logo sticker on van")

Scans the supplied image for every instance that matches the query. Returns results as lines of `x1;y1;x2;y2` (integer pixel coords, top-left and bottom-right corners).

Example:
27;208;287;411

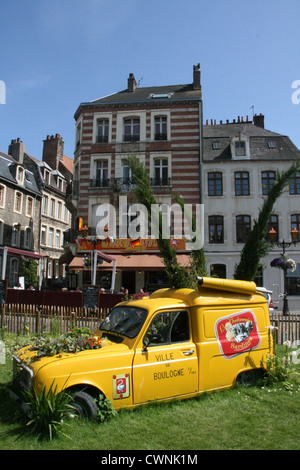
215;310;261;359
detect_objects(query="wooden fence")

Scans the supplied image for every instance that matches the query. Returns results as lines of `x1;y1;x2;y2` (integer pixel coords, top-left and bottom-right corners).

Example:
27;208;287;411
270;311;300;345
0;304;110;335
1;304;300;345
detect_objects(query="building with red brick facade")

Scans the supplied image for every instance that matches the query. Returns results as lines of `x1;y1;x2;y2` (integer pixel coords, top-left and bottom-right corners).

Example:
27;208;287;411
69;65;203;293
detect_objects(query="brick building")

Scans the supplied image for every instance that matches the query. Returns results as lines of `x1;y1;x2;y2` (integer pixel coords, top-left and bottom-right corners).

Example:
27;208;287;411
69;65;203;292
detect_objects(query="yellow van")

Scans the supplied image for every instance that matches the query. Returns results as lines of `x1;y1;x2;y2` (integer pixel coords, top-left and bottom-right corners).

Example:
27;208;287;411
13;277;273;418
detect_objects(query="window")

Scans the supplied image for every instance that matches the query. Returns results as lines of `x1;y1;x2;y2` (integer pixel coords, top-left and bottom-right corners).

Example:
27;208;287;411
43;169;50;184
291;214;300;233
121;159;132;188
144;310;190;346
212;142;220;150
286;263;300;295
209;216;224;243
235;141;246;157
42;196;48;215
50;199;55;218
0;220;3;244
289;171;300;195
56;230;61;249
95;160;109;187
208;172;223;196
153;159;169;186
210;264;226;278
267;141;276;149
12;224;20;246
57;201;62;220
123;118;140;142
236;215;251;243
0;184;6;208
48;227;54;247
262;171;276;195
14;191;22;213
47;259;53;279
76;122;81;148
267;215;279;242
235;172;250;196
16;166;24;184
96;119;109;143
24;227;32;249
41;226;46;246
57;177;63;191
154;116;167;141
26;197;33;217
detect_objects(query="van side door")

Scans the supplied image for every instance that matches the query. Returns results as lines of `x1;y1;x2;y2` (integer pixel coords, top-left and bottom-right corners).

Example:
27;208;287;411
132;310;198;404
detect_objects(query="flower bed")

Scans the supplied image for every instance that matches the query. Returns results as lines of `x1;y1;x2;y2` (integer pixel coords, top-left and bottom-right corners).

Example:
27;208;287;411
28;327;103;360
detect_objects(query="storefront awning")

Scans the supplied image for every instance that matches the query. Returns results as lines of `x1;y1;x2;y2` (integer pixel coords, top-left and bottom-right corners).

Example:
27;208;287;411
68;253;191;271
0;246;44;259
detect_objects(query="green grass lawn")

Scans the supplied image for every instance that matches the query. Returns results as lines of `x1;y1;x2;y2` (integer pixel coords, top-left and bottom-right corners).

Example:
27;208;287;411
1;346;300;450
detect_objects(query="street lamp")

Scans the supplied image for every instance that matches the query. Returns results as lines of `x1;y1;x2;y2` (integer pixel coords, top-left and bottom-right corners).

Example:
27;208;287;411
269;226;299;315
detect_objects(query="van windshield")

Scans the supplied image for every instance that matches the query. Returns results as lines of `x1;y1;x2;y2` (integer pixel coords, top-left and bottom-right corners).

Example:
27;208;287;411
99;306;148;338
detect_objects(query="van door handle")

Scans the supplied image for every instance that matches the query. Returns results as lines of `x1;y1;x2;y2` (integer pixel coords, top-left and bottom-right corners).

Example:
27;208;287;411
182;349;194;356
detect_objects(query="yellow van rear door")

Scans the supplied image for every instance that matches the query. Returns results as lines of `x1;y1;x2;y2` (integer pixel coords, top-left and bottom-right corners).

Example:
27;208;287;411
132;310;198;404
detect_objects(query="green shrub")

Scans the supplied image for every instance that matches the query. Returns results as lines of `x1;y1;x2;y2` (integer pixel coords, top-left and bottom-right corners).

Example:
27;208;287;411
23;380;74;440
95;394;117;423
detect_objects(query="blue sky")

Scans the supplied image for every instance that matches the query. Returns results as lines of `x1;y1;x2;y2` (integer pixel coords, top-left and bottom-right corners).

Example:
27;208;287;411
0;0;299;160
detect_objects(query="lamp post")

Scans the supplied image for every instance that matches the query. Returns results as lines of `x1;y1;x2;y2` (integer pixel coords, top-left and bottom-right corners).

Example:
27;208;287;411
269;226;299;315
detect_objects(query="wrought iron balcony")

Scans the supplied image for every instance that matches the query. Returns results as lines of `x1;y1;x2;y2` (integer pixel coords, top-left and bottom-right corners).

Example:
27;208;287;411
150;177;171;187
90;178;110;189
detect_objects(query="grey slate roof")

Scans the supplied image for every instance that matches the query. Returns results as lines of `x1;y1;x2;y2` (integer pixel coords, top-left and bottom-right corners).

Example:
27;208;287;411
74;83;202;117
0;151;41;195
203;122;300;162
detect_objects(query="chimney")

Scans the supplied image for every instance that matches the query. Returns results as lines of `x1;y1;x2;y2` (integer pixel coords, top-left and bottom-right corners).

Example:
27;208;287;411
127;73;137;92
193;63;201;90
8;138;26;164
253;113;265;129
42;134;64;170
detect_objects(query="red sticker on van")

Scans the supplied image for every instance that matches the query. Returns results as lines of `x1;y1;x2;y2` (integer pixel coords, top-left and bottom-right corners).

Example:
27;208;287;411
215;310;261;359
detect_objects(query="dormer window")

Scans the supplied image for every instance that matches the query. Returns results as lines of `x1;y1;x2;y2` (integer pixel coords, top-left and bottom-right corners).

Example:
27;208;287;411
16;166;24;184
268;141;276;149
235;141;246;156
231;137;250;160
44;169;50;184
57;177;64;191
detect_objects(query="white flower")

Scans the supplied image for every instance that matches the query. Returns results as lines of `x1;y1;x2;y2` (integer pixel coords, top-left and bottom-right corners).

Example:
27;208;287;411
287;258;297;272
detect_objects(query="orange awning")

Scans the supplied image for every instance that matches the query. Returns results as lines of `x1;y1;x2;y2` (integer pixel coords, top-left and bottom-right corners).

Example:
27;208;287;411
68;253;191;271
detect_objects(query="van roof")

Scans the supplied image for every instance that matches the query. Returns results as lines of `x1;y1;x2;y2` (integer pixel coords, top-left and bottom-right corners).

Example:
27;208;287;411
125;278;267;311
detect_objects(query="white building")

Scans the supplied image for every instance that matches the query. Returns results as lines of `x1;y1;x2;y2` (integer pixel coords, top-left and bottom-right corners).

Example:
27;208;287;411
203;114;300;311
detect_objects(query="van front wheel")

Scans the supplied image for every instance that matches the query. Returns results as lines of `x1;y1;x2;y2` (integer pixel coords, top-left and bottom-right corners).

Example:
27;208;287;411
69;391;98;419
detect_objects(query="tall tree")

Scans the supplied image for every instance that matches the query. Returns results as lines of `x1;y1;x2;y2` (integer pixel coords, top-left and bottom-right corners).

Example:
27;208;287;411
234;159;300;281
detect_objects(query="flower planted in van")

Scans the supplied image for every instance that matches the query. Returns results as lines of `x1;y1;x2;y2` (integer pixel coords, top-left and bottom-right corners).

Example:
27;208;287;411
27;327;103;362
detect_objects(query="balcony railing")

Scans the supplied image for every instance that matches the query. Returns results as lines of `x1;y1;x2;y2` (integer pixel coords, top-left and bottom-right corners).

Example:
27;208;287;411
150;177;171;187
154;133;167;141
123;134;140;142
96;135;109;144
90;178;110;188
